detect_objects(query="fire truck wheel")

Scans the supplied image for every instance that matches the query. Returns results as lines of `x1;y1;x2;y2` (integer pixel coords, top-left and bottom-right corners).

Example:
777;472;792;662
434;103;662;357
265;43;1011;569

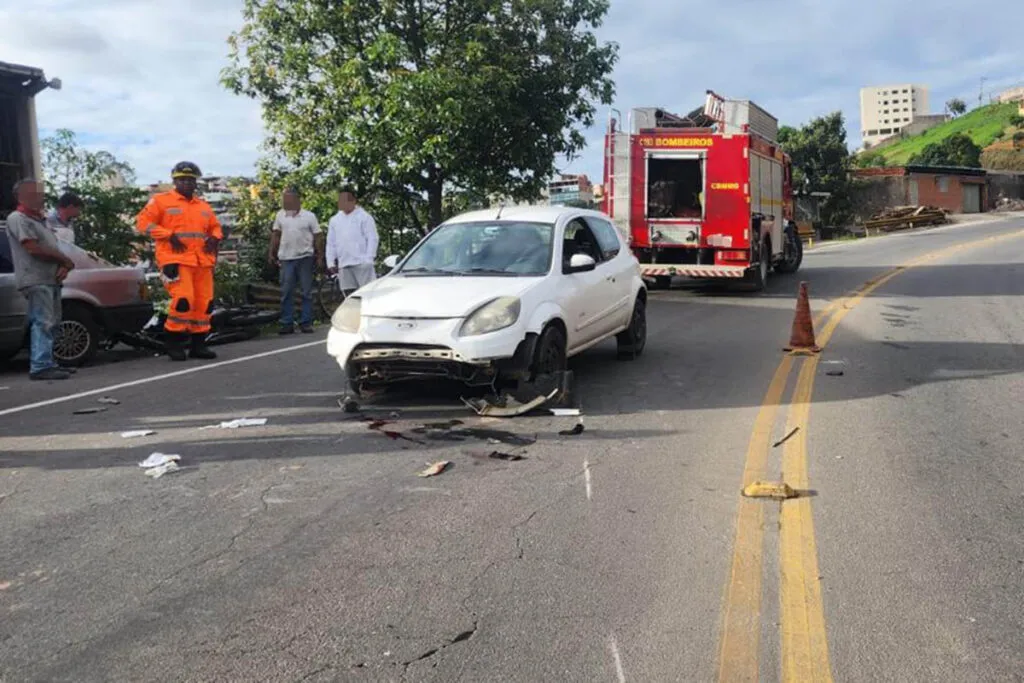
775;227;803;274
746;239;769;292
616;295;647;359
530;323;567;379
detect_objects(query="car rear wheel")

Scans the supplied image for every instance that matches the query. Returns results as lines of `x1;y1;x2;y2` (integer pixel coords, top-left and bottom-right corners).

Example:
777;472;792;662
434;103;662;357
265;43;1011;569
529;323;567;380
55;303;100;366
617;295;647;359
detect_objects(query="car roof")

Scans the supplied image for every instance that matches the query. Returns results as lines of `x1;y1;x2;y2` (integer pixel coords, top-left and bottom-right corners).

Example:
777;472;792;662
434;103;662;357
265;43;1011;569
443;205;609;226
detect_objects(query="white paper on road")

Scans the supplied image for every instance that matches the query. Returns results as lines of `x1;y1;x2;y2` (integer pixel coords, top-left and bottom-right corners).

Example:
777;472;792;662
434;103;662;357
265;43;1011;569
139;453;180;468
144;461;181;478
121;430;156;439
202;417;269;430
551;408;581;416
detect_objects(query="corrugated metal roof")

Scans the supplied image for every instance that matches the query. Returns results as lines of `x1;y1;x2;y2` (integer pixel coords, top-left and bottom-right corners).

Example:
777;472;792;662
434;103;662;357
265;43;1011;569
0;60;49;96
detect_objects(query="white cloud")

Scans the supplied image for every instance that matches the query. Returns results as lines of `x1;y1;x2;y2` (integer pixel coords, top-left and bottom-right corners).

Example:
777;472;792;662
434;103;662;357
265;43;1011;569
4;0;1022;189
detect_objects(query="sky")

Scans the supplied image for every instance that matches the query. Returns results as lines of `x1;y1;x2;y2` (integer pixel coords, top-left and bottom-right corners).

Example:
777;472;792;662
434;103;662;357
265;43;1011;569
4;0;1022;187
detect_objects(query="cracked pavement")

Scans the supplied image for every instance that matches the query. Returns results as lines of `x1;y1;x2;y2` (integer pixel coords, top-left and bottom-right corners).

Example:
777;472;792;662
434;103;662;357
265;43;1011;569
2;214;1024;681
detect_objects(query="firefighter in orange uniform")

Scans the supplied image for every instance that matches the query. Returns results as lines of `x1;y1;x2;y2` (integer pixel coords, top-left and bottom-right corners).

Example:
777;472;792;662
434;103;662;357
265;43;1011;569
137;161;222;361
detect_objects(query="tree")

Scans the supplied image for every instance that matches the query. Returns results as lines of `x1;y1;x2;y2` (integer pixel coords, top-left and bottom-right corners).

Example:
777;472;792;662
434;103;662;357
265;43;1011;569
41;129;149;265
908;133;982;168
853;150;889;169
222;0;618;231
946;98;967;117
778;112;852;226
1009;114;1024;128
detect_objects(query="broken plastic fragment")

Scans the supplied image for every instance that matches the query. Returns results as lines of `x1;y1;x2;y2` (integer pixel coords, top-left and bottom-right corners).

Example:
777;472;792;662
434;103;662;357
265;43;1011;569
144;461;181;479
215;417;268;429
98;397;120;405
462;387;559;417
139;453;180;469
120;429;156;439
550;408;581;417
418;461;451;477
559;423;585;436
73;406;108;415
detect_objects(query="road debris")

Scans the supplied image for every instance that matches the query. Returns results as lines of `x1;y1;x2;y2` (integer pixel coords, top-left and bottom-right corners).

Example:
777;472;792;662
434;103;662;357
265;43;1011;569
73;406;108;415
822;360;846;377
551;408;581;417
120;429;156;439
742;481;797;499
462;387;558;417
559;422;585;437
418;461;451;477
207;417;268;429
97;397;121;405
139;453;182;479
772;427;800;448
338;396;360;413
487;451;525;462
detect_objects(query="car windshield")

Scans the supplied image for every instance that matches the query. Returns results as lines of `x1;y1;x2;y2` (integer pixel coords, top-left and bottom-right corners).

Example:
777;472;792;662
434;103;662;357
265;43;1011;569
398;221;554;277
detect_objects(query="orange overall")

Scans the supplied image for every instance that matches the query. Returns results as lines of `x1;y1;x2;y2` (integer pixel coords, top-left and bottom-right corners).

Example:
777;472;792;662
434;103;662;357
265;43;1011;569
137;191;223;334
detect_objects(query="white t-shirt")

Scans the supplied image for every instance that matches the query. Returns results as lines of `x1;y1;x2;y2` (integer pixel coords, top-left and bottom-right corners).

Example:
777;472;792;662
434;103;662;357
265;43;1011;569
272;209;321;261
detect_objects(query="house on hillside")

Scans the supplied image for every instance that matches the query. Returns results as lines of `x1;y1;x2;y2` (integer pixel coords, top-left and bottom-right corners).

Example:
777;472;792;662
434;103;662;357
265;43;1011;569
850;165;988;219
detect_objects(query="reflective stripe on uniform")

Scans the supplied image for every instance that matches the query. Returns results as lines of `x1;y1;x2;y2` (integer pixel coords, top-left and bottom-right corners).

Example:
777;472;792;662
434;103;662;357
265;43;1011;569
144;223;159;237
175;232;209;240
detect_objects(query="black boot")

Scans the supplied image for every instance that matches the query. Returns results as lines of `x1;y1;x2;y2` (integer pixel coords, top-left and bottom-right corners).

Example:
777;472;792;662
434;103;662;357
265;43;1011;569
165;333;188;361
189;334;217;360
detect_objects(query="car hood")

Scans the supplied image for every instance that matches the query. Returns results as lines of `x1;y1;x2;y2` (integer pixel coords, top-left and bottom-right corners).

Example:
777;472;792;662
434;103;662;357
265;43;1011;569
358;276;541;318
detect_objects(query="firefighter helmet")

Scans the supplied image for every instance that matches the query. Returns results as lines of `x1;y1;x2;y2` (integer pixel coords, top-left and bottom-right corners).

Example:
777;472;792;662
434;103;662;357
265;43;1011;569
171;161;202;179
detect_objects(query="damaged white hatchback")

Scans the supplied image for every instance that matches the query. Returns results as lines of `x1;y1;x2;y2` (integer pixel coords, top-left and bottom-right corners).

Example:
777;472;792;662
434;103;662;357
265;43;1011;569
327;205;647;395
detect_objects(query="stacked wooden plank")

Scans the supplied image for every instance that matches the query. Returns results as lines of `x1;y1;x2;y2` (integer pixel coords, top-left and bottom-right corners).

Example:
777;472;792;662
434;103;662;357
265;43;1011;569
864;205;948;233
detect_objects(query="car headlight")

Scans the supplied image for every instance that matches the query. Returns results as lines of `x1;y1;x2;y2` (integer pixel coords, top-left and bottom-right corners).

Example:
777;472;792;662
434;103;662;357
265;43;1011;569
331;297;362;333
459;297;521;337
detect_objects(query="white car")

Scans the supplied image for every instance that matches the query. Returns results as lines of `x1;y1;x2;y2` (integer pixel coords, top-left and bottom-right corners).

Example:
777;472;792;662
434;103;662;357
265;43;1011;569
326;205;648;394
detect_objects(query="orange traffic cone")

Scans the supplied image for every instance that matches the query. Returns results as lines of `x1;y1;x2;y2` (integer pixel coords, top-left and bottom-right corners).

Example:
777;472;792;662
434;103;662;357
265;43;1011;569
784;281;821;354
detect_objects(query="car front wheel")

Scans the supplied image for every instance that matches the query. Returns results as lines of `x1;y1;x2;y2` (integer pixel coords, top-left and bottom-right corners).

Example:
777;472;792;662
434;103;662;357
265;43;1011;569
55;303;100;366
529;323;567;380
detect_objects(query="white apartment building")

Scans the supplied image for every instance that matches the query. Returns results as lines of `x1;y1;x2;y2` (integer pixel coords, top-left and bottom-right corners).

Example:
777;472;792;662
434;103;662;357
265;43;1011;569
860;84;929;148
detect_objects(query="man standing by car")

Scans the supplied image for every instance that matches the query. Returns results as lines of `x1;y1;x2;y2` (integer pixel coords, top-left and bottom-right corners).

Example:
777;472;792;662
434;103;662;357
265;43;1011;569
326;186;378;297
268;187;322;334
6;179;76;380
136;161;222;362
46;192;84;244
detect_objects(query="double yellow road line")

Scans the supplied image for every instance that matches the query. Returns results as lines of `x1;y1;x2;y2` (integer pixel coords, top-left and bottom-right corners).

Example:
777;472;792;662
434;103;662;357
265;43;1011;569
717;227;1024;682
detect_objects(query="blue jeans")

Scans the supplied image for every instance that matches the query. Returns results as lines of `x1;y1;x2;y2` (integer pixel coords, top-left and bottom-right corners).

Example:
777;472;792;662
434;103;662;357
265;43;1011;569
23;285;61;374
279;256;315;326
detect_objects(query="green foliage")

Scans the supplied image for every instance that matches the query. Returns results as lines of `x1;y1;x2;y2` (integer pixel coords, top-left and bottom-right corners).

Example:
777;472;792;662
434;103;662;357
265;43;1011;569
214;259;259;306
778;112;852;226
908;132;982;168
41;129;149;265
222;0;618;229
853;151;889;169
1010;114;1024;128
946;98;967;116
873;103;1019;165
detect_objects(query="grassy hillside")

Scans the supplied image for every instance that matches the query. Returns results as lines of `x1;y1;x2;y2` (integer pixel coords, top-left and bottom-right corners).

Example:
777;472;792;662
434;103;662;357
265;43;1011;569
874;102;1021;165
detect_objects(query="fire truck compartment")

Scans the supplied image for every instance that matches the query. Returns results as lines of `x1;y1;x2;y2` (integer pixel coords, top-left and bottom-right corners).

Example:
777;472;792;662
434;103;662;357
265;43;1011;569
646;157;703;220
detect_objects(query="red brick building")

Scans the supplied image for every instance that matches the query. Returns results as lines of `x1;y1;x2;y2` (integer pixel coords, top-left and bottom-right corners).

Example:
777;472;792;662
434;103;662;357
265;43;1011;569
851;165;987;214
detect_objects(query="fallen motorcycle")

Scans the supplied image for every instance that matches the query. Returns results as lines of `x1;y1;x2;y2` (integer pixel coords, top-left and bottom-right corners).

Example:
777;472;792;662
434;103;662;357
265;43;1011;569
115;303;279;354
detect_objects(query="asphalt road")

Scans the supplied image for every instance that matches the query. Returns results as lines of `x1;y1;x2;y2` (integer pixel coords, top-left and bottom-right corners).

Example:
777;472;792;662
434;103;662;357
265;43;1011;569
2;213;1023;682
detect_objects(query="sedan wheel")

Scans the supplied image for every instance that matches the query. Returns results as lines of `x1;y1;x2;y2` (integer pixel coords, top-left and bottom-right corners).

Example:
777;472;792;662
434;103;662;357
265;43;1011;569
54;304;100;366
530;324;567;380
617;296;647;359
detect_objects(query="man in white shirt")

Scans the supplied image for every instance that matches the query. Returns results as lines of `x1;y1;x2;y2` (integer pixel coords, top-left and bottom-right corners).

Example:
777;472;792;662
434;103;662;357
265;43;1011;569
46;192;84;244
325;186;379;296
268;187;322;334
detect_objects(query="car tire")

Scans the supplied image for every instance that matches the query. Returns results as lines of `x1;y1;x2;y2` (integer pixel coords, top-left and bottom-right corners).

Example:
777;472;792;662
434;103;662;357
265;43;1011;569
529;323;567;380
616;295;647;360
54;303;100;367
649;275;672;290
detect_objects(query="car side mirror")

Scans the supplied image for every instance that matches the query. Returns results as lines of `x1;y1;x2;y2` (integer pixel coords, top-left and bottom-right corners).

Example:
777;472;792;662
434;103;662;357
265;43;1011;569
382;254;401;270
567;253;596;273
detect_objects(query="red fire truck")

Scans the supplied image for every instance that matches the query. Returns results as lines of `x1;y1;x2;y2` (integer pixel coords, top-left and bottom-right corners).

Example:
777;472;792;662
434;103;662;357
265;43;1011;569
601;90;803;291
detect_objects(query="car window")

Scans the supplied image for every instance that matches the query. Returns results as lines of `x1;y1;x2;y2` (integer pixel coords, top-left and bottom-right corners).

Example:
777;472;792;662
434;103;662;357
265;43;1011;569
0;230;13;274
562;219;603;271
398;221;553;276
586;217;622;260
